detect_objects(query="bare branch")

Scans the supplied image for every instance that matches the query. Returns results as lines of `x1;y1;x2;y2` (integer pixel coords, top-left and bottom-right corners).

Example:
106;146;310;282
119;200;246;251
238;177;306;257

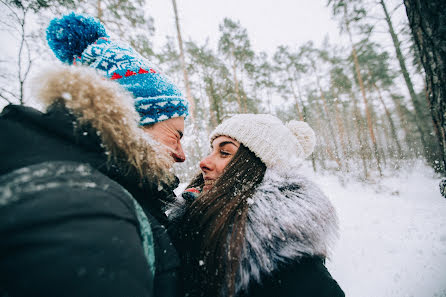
0;94;13;104
0;18;19;33
22;38;33;81
390;3;403;16
366;15;385;21
16;6;29;104
0;86;18;103
0;0;23;23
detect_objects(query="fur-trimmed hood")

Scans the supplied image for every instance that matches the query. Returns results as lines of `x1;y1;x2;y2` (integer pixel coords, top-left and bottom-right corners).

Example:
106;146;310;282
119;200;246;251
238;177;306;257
236;168;339;294
32;64;175;185
168;168;339;295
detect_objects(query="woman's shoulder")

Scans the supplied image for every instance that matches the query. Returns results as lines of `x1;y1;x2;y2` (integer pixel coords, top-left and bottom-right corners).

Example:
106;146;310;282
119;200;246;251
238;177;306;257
245;256;345;297
239;169;341;296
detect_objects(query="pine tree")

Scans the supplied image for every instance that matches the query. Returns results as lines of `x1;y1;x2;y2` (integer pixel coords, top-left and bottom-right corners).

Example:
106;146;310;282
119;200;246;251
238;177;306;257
378;0;432;159
356;41;403;160
328;0;383;176
81;0;155;58
273;45;307;121
171;0;195;118
185;40;233;128
218;18;254;113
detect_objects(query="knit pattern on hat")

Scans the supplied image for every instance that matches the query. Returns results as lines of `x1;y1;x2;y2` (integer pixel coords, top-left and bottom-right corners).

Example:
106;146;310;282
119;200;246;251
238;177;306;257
210;114;316;169
46;12;188;125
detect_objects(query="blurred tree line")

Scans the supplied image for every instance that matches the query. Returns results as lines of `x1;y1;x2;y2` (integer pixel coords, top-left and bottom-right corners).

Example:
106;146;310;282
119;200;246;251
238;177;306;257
0;0;443;182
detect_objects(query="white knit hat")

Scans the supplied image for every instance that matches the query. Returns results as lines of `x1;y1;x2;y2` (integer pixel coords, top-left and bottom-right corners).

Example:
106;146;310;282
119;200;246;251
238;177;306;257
210;114;316;169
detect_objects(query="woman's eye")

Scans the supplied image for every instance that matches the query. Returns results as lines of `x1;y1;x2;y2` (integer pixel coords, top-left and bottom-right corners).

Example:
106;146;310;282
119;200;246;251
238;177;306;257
220;150;231;157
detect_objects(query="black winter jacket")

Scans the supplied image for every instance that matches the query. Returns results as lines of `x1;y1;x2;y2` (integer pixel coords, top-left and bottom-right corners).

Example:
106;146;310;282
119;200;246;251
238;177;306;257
241;257;344;297
0;65;182;297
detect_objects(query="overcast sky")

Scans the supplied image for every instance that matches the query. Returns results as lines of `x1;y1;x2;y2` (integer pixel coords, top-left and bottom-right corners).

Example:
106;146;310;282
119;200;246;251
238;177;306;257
147;0;345;55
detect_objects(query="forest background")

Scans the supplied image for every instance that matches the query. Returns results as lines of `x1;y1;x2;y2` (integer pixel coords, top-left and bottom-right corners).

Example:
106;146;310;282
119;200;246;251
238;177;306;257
0;0;442;185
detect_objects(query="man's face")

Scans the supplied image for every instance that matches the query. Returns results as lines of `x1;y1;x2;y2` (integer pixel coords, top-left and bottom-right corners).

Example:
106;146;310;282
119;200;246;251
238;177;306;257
142;117;186;162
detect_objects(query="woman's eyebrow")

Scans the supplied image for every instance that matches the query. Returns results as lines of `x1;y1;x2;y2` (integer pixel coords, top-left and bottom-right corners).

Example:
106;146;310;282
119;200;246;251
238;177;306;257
218;141;239;148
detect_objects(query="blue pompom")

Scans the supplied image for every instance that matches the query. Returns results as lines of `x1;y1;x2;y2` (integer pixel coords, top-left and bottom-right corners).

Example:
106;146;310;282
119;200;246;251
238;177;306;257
46;12;108;64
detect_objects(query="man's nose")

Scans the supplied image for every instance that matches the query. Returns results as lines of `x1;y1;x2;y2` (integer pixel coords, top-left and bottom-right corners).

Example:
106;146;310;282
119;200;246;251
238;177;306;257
173;143;186;163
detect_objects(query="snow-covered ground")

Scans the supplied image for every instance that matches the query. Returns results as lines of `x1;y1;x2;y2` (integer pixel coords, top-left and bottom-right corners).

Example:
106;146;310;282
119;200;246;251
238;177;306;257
305;161;446;297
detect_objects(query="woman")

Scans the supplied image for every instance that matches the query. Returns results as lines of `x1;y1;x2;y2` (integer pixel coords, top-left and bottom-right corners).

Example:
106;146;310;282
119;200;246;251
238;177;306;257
169;114;344;297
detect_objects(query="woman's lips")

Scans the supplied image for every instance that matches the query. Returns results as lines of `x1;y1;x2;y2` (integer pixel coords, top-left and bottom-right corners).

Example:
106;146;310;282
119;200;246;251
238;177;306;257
204;179;215;185
203;178;215;191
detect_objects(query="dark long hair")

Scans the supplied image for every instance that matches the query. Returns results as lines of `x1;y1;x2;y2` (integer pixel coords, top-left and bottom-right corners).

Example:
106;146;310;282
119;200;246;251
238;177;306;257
177;144;267;297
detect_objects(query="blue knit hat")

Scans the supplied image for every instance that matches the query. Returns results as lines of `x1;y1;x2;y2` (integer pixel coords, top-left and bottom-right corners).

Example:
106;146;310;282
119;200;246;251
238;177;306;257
46;12;189;125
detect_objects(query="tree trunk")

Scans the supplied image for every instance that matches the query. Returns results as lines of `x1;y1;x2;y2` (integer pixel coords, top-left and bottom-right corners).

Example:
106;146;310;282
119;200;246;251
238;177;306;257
374;83;403;159
207;79;218;128
332;91;349;172
290;83;304;120
18;15;25;106
286;70;304;120
241;84;248;113
231;50;243;113
350;91;369;180
380;0;430;157
296;81;307;121
314;94;342;169
171;0;195;118
404;0;446;174
344;6;382;176
341;101;354;159
314;72;342;170
297;94;316;171
320;91;342;170
390;95;418;157
307;95;326;171
97;0;103;22
378;119;389;167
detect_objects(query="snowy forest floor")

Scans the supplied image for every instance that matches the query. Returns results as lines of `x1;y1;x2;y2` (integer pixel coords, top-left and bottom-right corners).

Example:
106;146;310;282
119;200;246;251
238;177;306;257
304;161;446;297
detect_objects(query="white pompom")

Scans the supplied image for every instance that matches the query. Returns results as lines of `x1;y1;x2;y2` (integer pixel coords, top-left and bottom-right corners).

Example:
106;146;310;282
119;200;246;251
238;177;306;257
286;120;316;158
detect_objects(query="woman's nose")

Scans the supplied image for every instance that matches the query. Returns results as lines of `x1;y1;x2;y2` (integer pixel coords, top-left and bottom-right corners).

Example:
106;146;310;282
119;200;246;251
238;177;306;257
199;155;213;172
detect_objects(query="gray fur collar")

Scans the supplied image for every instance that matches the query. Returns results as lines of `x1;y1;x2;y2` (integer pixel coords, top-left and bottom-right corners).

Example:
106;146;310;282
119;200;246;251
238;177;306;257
236;168;339;293
32;64;175;185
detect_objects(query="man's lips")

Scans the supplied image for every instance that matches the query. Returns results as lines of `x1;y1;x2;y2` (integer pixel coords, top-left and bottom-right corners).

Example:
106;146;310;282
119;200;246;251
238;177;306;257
171;152;185;162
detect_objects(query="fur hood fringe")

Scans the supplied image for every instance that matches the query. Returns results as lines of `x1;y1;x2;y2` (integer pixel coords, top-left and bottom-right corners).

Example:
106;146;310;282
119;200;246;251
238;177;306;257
32;64;175;185
236;168;339;293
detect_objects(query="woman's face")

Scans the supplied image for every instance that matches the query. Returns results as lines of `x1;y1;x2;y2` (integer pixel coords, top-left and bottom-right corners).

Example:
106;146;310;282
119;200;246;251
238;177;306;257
200;135;240;192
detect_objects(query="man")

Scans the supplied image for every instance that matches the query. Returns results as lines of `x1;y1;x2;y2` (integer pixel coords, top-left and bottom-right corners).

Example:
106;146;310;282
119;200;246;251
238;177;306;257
0;13;187;297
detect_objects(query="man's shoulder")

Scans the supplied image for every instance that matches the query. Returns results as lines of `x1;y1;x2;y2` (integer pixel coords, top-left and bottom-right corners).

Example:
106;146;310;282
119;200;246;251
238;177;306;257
0;161;157;297
0;160;135;214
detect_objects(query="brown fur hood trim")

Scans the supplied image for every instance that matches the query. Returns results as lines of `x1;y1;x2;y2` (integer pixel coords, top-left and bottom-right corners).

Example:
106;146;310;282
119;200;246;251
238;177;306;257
32;64;175;185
